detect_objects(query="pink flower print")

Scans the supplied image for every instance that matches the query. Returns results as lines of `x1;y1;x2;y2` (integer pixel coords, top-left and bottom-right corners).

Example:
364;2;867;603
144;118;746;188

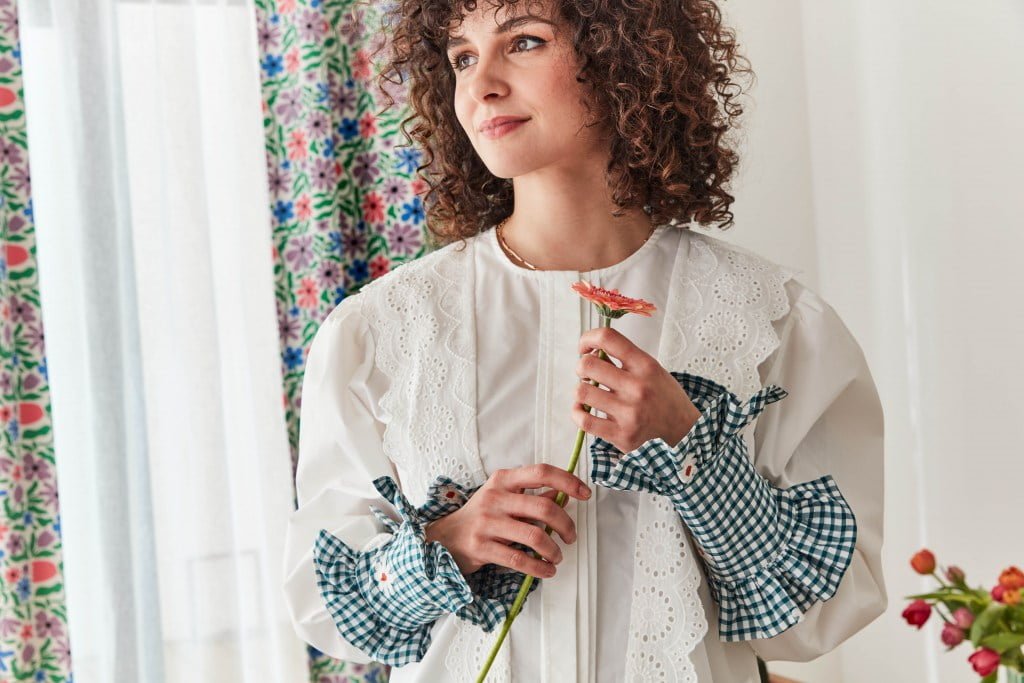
296;194;312;221
359;110;377;138
287;129;309;161
372;556;397;596
286;47;301;74
352;50;372;81
362;192;385;224
296;278;320;310
278;0;296;14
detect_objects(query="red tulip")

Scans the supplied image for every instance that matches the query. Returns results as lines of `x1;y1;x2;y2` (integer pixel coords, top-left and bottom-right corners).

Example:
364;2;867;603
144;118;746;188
946;565;965;583
953;607;975;630
1000;566;1024;590
901;600;931;629
910;549;936;575
968;647;1001;676
992;585;1007;603
941;623;965;647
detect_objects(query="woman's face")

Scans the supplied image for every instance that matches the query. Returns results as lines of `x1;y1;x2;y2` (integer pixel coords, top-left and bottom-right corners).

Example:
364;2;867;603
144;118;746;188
446;0;609;180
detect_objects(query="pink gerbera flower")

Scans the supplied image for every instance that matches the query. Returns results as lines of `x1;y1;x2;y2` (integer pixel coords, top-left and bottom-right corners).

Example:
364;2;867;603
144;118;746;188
571;281;656;318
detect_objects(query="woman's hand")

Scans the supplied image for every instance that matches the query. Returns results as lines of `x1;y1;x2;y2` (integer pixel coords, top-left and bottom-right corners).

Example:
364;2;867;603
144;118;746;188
572;326;702;454
424;464;591;578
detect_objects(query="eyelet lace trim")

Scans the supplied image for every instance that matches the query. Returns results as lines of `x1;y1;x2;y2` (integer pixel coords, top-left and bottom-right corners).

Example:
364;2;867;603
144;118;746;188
621;230;797;682
359;240;511;682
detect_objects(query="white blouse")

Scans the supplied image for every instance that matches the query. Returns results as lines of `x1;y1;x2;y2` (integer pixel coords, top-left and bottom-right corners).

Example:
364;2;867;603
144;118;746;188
283;223;888;682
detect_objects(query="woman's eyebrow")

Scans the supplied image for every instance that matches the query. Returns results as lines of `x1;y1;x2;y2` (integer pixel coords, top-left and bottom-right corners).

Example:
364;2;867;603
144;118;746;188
447;15;557;50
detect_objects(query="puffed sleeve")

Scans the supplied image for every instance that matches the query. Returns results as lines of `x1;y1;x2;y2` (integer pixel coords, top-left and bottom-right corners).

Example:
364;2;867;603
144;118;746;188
590;278;886;658
282;295;537;665
745;279;887;661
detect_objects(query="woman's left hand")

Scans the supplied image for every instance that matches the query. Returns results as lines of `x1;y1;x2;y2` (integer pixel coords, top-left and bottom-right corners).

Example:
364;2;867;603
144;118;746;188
572;326;702;454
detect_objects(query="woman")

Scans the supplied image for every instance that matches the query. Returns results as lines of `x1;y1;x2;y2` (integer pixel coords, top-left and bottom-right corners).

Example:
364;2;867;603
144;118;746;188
282;0;887;680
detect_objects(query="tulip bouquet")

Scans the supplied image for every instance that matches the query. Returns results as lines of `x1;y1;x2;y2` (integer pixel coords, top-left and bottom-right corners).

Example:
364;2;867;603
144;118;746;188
902;548;1024;682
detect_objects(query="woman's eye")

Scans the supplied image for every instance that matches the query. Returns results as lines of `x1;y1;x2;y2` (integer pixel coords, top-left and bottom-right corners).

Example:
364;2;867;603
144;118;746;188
449;35;547;72
511;35;546;53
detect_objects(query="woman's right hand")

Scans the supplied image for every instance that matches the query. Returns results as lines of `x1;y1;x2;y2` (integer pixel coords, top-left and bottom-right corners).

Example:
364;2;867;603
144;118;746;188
424;464;591;579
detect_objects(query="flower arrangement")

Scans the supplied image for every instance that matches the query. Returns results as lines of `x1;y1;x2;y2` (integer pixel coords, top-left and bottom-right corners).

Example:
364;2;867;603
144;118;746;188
902;548;1024;681
475;282;656;682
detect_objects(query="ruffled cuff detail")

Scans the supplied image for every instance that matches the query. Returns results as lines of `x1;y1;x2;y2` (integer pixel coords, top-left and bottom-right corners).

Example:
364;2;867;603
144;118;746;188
313;474;538;665
589;371;857;641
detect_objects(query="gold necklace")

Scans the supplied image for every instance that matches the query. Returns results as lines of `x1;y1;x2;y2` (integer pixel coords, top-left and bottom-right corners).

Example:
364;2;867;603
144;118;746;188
495;217;656;271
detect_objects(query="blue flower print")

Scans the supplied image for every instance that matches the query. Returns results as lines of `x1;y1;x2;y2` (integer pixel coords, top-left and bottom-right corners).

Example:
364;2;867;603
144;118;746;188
339;118;359;141
16;576;29;601
274;200;294;224
401;197;425;224
395;147;421;174
328;231;342;253
262;54;284;77
283;347;304;371
347;259;368;281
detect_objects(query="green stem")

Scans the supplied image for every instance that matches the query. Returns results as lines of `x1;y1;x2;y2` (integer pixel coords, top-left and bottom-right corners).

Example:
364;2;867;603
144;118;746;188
476;315;612;683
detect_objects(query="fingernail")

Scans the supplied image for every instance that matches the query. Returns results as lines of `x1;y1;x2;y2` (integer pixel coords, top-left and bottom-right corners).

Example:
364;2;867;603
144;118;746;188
579;485;591;498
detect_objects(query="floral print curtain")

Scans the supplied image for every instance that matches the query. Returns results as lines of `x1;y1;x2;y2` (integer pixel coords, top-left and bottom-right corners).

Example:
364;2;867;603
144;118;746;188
254;0;427;680
0;2;71;681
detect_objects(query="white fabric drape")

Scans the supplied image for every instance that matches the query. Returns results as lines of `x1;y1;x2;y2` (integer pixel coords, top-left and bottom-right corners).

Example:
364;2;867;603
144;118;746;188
718;2;1024;682
21;1;306;682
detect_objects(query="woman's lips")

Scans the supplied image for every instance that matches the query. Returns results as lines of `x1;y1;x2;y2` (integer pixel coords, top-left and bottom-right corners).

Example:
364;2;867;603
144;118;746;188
481;119;529;140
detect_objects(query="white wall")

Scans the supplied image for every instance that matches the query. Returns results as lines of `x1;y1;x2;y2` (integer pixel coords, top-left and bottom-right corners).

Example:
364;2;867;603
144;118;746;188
705;1;1024;682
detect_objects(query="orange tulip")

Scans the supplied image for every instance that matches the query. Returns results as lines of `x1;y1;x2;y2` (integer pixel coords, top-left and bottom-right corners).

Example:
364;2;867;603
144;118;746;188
999;566;1024;590
910;549;936;575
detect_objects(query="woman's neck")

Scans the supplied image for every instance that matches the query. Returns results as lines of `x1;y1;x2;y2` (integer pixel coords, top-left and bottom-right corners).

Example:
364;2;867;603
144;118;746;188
500;170;655;272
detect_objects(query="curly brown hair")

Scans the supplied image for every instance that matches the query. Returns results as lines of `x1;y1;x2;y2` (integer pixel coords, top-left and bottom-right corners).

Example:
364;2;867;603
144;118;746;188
372;0;755;247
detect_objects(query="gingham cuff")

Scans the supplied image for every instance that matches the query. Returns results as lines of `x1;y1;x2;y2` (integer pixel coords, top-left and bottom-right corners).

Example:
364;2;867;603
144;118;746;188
590;371;858;642
313;475;539;665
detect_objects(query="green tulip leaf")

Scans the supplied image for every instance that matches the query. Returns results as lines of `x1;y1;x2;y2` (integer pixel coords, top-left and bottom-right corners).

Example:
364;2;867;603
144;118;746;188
971;604;1007;643
979;632;1024;654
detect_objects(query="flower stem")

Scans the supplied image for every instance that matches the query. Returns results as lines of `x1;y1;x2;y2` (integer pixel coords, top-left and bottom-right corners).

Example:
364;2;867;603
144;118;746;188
476;316;611;683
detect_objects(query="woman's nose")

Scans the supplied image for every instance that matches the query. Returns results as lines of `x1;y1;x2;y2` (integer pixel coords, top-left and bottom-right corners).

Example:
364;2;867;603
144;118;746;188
468;58;511;103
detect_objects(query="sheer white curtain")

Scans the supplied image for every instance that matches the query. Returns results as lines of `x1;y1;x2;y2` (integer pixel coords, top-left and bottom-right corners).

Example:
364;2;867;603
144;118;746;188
21;1;306;682
714;1;1024;681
